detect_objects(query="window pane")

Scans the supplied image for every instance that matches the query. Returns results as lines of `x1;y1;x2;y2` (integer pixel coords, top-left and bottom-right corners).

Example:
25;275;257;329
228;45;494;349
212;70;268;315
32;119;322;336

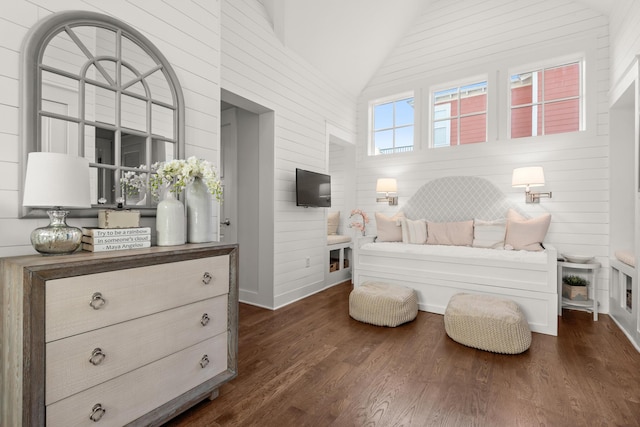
395;126;413;151
40;116;78;155
545;99;579;134
85;83;116;124
95;128;115;165
121;94;147;132
41;71;79;119
72;26;116;59
544;63;579;101
460;114;486;144
460;82;486;115
152;104;175;138
122;35;157;75
152;139;177;164
121;133;147;167
374;103;393;130
374;129;393;153
94;167;116;205
511;71;542;106
511;106;543;138
42;30;87;77
395;98;414;126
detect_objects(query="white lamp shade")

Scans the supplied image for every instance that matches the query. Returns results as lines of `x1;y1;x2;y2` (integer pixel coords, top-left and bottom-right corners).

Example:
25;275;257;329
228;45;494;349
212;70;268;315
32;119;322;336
23;152;92;208
376;178;397;193
512;166;545;188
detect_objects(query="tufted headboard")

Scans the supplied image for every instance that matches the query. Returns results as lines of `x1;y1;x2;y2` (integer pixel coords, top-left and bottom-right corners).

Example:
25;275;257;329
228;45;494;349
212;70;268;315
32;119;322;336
402;176;523;222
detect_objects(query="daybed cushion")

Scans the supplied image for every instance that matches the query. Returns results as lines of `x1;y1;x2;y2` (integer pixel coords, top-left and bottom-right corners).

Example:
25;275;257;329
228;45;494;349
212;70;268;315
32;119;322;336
328;235;351;245
615;249;636;268
427;220;473;246
349;281;418;327
444;293;531;354
472;218;506;249
504;209;551;251
399;218;427;244
375;212;404;242
327;211;340;235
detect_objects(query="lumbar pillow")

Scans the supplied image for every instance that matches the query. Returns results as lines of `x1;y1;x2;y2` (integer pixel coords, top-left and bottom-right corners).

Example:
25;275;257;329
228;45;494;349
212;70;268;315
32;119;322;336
426;220;474;246
375;212;404;242
327;211;340;235
472;218;507;249
399;217;428;244
504;209;551;251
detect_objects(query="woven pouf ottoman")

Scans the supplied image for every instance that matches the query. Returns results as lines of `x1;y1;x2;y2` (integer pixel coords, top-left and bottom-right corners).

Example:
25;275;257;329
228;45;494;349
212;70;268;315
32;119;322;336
349;282;418;327
444;293;531;354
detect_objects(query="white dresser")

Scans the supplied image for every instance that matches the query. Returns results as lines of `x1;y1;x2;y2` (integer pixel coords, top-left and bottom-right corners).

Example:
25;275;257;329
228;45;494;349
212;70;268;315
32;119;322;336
0;243;238;426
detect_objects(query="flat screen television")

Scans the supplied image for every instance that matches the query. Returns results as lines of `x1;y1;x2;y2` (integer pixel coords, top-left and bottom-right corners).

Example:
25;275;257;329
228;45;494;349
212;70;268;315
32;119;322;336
296;168;331;207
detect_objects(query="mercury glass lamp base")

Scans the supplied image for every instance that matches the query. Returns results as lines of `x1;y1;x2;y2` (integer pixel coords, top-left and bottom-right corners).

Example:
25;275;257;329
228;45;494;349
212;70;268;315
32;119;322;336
31;210;83;255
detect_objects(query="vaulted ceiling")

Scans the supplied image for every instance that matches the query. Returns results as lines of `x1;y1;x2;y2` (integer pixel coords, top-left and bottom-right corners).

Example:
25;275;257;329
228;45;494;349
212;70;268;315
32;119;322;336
263;0;613;97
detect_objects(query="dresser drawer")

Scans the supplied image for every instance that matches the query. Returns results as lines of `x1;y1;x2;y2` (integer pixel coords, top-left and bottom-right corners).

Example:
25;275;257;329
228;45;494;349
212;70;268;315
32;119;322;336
46;255;229;341
46;332;228;427
46;295;228;405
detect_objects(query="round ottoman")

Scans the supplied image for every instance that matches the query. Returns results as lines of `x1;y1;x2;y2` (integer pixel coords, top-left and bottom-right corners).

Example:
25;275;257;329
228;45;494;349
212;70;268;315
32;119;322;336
444;293;531;354
349;282;418;327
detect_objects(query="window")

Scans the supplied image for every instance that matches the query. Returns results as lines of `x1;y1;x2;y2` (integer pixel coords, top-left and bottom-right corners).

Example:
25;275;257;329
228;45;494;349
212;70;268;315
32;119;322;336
370;93;414;155
432;80;487;147
21;11;184;217
510;61;582;138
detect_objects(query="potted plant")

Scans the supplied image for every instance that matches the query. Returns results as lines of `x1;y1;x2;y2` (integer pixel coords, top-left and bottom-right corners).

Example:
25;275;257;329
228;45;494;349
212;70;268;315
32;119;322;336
562;275;589;301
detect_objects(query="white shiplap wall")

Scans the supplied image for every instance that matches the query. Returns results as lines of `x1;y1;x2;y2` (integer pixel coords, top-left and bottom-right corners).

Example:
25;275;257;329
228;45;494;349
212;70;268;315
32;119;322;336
221;0;356;308
357;0;612;310
610;0;640;86
0;0;221;257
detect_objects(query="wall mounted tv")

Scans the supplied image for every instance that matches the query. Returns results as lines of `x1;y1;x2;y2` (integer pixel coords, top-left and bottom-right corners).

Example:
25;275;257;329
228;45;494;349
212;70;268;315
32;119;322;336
296;168;331;207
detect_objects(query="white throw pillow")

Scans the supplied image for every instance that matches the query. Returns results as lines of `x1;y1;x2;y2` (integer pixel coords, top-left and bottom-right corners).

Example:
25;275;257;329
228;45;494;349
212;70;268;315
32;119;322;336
504;209;551;251
426;220;474;246
327;211;340;235
375;212;404;242
473;218;506;249
399;218;428;244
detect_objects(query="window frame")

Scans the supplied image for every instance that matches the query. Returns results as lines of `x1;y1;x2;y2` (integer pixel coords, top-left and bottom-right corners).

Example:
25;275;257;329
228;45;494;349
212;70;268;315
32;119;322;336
368;91;415;156
20;11;185;218
508;56;584;139
429;76;488;148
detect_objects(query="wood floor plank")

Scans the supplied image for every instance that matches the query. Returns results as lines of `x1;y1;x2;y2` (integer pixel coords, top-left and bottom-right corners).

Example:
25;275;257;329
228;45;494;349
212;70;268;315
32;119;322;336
164;281;640;427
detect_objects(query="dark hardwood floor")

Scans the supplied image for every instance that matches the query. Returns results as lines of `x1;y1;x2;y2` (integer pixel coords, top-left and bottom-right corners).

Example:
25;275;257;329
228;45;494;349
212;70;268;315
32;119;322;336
165;281;640;426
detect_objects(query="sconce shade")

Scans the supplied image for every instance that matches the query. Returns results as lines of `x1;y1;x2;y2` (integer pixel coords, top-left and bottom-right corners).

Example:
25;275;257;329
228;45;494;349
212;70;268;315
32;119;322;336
23;152;92;208
376;178;397;194
512;166;545;188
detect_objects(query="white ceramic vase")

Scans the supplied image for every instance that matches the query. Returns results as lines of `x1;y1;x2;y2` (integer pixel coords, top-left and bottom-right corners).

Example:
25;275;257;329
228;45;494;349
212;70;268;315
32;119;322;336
186;177;214;243
156;190;186;246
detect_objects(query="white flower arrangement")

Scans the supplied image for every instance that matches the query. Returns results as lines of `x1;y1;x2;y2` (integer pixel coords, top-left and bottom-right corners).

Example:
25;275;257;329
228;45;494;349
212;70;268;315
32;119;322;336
120;165;149;198
149;156;222;201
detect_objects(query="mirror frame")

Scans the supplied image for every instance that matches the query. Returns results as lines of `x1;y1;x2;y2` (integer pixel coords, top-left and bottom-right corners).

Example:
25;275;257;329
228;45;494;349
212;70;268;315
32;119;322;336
20;10;185;218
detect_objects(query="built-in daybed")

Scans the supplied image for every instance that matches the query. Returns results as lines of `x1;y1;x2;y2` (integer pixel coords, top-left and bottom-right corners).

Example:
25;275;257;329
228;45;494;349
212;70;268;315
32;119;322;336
353;176;558;336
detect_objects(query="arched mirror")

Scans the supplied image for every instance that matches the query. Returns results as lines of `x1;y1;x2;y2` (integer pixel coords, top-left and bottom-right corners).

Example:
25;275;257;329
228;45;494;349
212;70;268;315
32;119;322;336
21;11;184;217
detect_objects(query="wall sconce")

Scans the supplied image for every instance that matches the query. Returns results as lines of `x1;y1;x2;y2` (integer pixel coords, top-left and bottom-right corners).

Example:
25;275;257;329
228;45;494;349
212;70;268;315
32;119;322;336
512;166;552;203
376;178;398;205
22;152;92;255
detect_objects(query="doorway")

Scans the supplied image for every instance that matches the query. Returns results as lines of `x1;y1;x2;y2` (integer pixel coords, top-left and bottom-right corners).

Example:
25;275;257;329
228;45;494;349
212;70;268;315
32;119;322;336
220;90;275;308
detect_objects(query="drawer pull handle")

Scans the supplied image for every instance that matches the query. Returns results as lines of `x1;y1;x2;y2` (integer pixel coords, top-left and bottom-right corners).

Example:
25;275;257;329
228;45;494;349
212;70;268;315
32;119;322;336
202;272;213;285
89;292;106;310
89;403;106;422
200;354;210;368
201;313;210;326
89;348;106;366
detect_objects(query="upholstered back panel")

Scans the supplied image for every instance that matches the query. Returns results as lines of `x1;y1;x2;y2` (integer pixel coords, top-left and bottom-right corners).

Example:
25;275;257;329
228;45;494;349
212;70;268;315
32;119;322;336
402;176;523;222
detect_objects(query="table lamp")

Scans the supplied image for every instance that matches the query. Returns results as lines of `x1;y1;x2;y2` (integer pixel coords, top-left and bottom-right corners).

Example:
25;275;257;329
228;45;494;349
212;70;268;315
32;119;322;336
22;152;92;255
